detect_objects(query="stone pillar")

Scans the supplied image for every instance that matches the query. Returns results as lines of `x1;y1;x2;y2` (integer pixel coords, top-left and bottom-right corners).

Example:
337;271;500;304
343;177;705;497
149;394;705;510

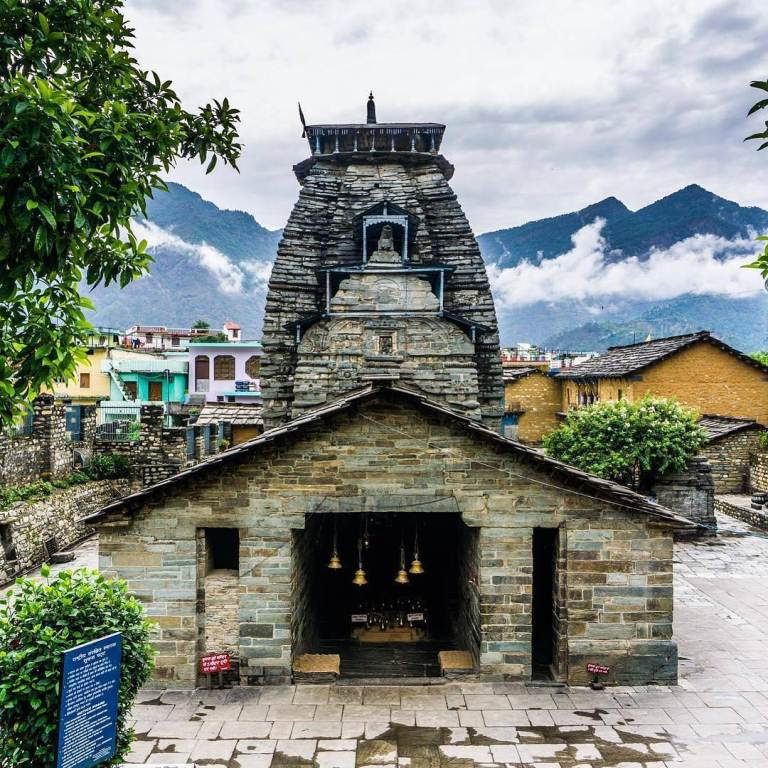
477;526;533;678
652;457;715;529
31;394;70;480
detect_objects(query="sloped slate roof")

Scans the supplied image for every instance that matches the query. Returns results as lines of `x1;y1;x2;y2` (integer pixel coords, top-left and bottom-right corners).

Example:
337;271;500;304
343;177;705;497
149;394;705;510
85;384;694;528
698;414;760;442
557;331;768;380
502;367;542;381
195;403;263;426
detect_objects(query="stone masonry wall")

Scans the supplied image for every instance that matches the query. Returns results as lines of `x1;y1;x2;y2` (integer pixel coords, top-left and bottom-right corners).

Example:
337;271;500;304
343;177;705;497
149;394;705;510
97;393;679;688
651;457;715;529
0;479;129;582
749;452;768;494
504;371;562;444
699;430;761;494
0;394;72;486
93;405;186;486
714;496;768;531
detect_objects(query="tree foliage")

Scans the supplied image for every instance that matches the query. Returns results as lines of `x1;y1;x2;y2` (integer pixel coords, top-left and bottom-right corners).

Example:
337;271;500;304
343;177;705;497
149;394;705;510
0;567;154;767
0;0;242;423
750;350;768;366
543;397;706;491
745;79;768;279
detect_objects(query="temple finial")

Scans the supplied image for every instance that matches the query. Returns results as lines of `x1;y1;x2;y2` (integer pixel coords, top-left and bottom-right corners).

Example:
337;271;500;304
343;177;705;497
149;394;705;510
367;91;376;124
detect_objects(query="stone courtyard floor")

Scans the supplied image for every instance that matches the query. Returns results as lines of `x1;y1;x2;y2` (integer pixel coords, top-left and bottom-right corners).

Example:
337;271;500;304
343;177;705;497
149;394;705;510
49;514;768;767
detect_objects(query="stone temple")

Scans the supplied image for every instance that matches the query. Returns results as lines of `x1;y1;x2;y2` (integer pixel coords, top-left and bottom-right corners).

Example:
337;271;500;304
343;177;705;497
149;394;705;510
260;93;504;430
89;97;693;688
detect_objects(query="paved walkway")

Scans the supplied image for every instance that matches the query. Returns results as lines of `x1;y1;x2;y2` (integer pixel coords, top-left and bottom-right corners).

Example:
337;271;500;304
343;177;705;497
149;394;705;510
55;515;768;766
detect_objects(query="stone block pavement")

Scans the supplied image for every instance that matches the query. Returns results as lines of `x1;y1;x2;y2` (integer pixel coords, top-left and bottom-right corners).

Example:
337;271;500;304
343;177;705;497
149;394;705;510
58;513;768;767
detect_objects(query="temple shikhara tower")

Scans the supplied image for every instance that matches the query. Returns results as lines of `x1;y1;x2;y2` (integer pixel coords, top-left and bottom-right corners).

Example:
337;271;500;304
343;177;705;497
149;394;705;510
260;94;504;429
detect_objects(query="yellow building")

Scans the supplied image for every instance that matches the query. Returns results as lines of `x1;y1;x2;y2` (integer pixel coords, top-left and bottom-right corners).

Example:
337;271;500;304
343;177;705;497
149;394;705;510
502;367;562;443
558;331;768;425
47;327;121;404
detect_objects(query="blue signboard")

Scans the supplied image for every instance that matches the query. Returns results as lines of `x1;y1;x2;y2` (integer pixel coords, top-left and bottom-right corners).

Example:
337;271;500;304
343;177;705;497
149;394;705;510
56;633;122;768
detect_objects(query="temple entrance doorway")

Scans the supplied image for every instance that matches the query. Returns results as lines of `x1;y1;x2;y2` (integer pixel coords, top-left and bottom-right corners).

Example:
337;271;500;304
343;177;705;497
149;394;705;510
292;512;480;679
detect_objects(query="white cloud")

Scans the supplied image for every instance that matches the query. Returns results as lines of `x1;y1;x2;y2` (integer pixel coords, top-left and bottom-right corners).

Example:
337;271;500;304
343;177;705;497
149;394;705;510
123;0;768;233
131;219;271;294
487;219;765;308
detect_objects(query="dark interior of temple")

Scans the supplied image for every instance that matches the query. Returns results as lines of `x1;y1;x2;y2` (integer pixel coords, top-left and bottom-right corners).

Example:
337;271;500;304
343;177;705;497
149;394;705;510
294;512;479;678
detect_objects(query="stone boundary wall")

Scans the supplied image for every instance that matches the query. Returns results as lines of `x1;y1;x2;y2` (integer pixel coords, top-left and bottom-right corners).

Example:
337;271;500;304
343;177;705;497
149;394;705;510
93;405;192;486
700;430;761;494
0;394;72;486
0;479;130;582
749;452;768;494
715;495;768;531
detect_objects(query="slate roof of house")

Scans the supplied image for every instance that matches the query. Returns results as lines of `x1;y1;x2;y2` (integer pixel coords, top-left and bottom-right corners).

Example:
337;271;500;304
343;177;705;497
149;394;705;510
557;331;768;380
85;384;695;528
195;403;263;426
698;414;760;442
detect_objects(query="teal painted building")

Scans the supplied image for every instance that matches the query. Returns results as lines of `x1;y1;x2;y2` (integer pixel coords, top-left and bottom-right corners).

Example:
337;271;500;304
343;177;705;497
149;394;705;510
103;351;189;404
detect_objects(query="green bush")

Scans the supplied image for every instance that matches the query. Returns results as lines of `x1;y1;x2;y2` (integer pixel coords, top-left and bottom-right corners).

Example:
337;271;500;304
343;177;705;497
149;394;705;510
758;431;768;450
0;480;56;508
543;396;706;491
66;471;89;485
87;453;131;480
0;568;154;767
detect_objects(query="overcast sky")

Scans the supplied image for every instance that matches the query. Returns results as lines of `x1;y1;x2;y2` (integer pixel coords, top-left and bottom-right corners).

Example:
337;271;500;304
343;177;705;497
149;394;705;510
125;0;768;234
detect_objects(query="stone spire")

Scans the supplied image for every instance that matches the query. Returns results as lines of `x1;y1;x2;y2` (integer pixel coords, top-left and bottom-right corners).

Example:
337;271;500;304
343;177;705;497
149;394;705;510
260;100;504;430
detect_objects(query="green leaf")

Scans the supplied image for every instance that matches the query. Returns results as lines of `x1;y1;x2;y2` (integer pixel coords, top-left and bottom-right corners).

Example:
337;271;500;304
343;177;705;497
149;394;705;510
37;204;56;228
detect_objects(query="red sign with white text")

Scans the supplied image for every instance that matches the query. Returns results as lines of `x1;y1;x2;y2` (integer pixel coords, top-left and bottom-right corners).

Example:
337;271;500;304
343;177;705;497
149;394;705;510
586;662;610;676
200;652;231;674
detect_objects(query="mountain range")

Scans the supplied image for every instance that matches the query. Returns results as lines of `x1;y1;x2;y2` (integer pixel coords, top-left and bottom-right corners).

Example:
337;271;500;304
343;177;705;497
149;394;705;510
85;182;768;351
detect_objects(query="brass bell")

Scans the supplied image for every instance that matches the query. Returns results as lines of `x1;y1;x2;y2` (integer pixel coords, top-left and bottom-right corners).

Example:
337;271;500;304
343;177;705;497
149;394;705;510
409;528;424;575
352;538;367;586
352;568;368;586
327;519;342;569
395;534;409;584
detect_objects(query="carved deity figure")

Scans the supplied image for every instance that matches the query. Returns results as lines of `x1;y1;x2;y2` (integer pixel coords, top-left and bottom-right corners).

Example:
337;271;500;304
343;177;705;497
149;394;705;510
368;224;401;265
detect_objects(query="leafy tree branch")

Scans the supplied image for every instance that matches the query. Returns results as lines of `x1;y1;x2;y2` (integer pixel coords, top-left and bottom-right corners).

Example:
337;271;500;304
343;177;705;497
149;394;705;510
0;0;242;423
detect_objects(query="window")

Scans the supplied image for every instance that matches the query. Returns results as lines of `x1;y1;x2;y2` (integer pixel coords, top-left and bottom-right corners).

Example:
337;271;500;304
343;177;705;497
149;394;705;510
194;355;210;384
145;333;153;343
245;355;260;379
171;336;180;347
231;328;239;338
378;335;394;355
205;528;239;571
79;373;90;389
227;396;236;403
214;354;235;380
124;381;138;400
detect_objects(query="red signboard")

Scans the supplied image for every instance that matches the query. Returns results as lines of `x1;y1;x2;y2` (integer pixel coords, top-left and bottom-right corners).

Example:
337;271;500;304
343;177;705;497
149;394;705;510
586;662;610;676
200;652;231;675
